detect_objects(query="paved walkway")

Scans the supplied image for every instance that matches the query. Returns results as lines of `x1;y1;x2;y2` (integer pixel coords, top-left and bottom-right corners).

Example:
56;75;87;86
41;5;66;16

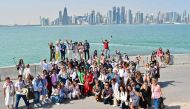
0;64;190;109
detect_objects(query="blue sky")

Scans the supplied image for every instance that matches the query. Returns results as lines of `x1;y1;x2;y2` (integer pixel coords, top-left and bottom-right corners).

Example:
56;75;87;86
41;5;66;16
0;0;189;25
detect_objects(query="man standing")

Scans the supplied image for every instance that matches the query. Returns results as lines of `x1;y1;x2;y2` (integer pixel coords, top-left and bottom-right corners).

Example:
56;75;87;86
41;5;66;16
32;75;43;108
60;41;67;60
102;39;110;58
15;75;29;109
84;40;90;60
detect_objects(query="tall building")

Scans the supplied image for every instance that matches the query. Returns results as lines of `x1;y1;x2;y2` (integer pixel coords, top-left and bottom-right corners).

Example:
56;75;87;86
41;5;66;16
58;10;63;25
121;6;126;24
62;7;69;25
182;10;187;23
127;9;133;24
107;10;113;24
134;11;143;24
41;17;50;26
89;10;96;25
116;7;121;24
112;7;117;24
96;12;102;24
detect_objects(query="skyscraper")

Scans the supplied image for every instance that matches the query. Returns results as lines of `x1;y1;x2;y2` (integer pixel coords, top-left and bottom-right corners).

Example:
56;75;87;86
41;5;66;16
116;7;121;24
107;10;113;24
89;10;96;25
59;10;63;25
121;6;126;24
112;7;117;24
96;12;102;24
62;7;69;25
127;9;133;24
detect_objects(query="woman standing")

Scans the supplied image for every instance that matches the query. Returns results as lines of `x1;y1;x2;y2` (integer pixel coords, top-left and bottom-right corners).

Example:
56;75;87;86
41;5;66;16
55;41;61;61
17;59;25;75
23;64;33;82
151;78;163;109
3;77;15;109
78;42;85;60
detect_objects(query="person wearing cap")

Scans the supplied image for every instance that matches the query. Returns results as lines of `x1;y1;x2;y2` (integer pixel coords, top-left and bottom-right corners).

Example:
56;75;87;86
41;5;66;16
32;75;43;107
15;75;29;109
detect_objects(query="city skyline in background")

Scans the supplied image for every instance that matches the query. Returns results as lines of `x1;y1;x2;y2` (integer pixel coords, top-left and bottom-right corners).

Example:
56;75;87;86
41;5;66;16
0;0;190;25
40;7;190;26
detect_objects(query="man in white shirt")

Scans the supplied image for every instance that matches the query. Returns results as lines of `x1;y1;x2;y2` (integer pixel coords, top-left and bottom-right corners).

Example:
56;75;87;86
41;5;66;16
15;75;29;109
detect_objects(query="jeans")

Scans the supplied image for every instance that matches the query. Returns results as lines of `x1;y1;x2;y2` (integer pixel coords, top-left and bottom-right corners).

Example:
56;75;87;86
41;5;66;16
61;51;66;60
15;94;29;109
154;98;159;109
84;50;90;60
104;49;110;58
34;91;40;104
51;95;60;103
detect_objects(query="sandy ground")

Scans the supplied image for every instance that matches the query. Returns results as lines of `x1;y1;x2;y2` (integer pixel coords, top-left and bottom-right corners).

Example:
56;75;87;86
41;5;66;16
0;55;190;109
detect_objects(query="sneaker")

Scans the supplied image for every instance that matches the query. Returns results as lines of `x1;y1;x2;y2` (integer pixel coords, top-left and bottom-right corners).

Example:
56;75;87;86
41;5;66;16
42;100;47;104
34;104;38;108
41;101;45;105
56;103;60;105
113;105;117;107
37;103;41;107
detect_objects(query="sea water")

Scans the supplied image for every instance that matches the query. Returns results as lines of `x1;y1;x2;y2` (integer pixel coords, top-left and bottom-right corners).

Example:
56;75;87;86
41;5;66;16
0;24;190;67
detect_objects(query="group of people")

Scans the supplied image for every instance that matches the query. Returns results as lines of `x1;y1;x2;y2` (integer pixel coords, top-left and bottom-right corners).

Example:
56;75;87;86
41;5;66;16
3;39;171;109
48;39;111;62
48;40;91;61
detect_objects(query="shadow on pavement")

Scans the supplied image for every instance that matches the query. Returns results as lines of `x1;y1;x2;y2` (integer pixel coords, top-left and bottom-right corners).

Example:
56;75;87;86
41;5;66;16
164;105;181;109
159;80;175;88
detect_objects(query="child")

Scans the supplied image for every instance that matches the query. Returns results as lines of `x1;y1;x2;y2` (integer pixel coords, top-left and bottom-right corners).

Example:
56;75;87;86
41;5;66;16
3;77;15;109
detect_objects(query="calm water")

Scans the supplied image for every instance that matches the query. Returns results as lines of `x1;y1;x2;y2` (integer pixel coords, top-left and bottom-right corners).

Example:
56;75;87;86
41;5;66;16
0;24;190;67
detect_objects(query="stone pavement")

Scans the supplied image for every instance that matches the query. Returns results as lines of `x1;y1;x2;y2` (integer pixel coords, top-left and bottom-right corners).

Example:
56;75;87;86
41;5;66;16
0;64;190;109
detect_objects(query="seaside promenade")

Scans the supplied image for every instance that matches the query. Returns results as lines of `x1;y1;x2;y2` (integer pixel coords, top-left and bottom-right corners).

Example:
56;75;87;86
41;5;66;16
0;54;190;109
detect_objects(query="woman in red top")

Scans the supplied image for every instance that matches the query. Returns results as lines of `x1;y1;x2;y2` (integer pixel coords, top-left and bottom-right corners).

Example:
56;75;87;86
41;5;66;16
84;70;94;96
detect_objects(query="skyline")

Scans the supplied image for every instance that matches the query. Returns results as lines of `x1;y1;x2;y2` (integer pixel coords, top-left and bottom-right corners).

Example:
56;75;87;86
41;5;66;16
40;7;190;26
0;0;190;25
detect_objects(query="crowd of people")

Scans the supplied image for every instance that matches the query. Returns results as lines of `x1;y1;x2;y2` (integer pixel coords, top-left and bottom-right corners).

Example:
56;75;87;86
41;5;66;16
3;39;171;109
